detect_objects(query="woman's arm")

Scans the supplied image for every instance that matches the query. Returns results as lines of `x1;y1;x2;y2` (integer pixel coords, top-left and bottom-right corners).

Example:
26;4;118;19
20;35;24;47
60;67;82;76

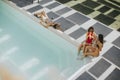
85;32;89;41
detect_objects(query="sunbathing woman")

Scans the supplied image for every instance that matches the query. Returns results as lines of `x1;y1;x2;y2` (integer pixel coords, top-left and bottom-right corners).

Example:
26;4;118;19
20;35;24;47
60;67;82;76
83;34;104;57
34;11;62;31
78;27;97;55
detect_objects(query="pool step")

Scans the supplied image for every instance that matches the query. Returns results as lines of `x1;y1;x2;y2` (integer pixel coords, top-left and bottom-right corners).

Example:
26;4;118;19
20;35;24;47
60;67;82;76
30;66;66;80
2;46;19;56
30;67;49;80
0;47;19;60
0;34;11;44
19;58;40;71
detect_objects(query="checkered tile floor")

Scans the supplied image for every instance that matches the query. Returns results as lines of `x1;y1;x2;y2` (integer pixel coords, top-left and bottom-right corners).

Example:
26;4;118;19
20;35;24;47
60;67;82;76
57;0;120;32
6;0;120;80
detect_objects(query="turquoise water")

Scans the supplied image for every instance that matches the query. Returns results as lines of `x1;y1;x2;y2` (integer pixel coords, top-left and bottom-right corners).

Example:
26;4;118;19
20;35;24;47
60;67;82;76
0;1;91;80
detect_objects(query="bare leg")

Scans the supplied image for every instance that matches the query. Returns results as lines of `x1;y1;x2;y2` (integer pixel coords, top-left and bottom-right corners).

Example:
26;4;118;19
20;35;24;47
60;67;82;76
84;46;89;57
84;46;98;57
78;44;83;55
85;52;96;57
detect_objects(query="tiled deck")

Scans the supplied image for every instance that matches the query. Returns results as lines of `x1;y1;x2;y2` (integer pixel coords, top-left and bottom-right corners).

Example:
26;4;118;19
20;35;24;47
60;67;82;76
4;0;120;80
61;0;120;31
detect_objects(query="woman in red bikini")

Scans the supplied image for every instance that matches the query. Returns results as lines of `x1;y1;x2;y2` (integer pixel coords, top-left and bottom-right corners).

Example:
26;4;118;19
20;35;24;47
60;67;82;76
78;27;96;55
84;34;104;57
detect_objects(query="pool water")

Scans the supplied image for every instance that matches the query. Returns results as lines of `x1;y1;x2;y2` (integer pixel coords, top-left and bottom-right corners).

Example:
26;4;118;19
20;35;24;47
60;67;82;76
0;0;91;80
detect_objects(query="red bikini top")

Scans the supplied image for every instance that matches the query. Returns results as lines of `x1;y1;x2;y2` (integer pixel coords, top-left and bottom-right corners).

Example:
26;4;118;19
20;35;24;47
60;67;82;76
86;32;94;44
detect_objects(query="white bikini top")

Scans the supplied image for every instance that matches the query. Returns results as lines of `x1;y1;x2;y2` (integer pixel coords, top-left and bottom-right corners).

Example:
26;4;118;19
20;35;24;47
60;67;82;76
42;15;48;21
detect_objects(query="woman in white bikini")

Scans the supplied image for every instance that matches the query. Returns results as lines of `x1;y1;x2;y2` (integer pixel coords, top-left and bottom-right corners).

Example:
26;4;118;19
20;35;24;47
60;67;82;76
34;11;62;31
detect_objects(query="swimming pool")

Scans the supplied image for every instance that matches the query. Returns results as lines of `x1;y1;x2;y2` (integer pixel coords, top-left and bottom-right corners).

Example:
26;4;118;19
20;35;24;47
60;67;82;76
0;0;91;80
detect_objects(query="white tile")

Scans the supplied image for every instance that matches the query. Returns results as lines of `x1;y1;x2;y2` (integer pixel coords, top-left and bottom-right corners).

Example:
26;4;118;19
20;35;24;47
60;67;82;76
80;19;97;30
61;10;76;18
42;0;55;7
33;0;42;3
64;25;81;35
97;61;116;80
87;71;97;79
23;3;39;10
26;12;32;15
51;5;65;12
104;30;120;43
100;42;113;56
76;34;86;43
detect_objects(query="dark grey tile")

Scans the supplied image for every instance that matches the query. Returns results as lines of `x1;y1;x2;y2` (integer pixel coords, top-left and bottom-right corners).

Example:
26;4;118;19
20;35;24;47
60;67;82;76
94;14;115;25
105;68;120;80
109;0;120;6
117;28;120;32
39;0;52;5
98;6;111;13
92;23;112;37
89;58;111;78
47;11;59;20
54;17;75;31
72;4;94;15
97;0;120;11
82;0;100;8
26;0;34;3
69;28;86;39
11;0;32;7
27;5;43;13
56;7;72;15
103;46;120;67
112;36;120;49
56;0;70;4
107;10;120;18
76;72;95;80
46;2;61;9
67;12;90;25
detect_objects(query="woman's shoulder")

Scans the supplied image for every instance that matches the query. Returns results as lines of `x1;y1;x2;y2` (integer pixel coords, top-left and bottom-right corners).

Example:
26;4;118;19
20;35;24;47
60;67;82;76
93;32;97;35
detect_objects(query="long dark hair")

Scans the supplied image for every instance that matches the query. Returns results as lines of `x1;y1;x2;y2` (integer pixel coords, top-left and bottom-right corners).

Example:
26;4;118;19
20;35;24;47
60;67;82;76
98;34;104;44
88;27;94;32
